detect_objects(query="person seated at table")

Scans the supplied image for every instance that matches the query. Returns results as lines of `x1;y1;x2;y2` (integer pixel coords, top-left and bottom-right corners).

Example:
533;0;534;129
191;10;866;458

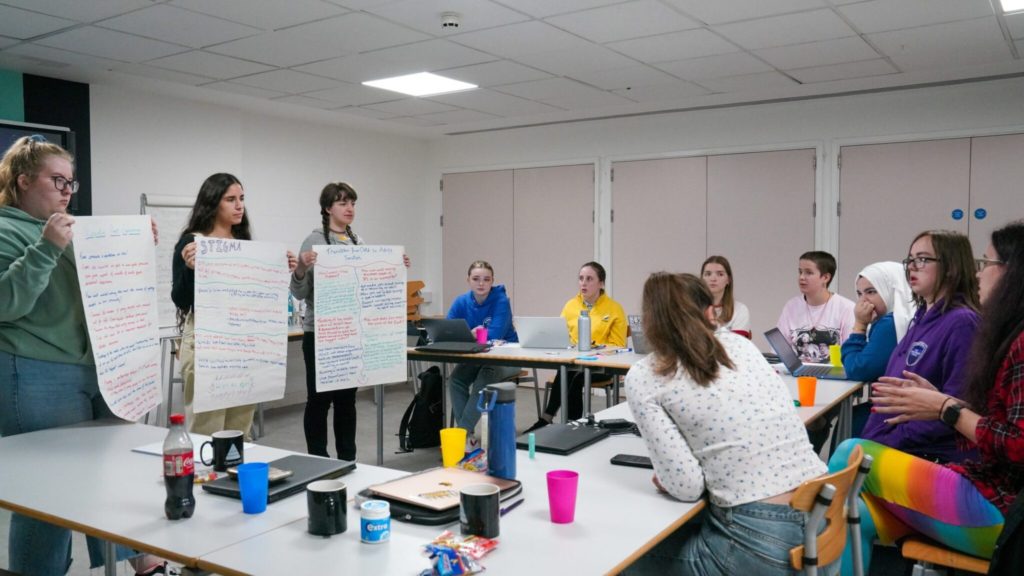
0;135;163;575
526;261;626;431
859;230;980;464
446;260;520;447
701;255;751;338
830;220;1024;573
623;272;835;576
841;261;916;382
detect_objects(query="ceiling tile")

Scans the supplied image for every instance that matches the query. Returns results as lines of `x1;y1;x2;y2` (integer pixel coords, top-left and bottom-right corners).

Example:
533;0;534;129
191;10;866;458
0;5;76;39
416;108;500;124
439;60;553;87
2;43;122;70
754;35;879;69
608;28;740;63
297;40;495;82
232;69;344;93
838;0;994;34
1006;12;1024;39
543;86;634;109
1016;39;1024;55
364;98;459;115
208;13;430;67
36;27;187;62
655;51;772;80
611;80;709;101
714;9;857;50
98;4;261;48
493;76;632;108
303;83;400;106
0;0;154;23
386;115;446;127
111;62;215;85
513;45;637;76
493;0;626;18
147;51;273;80
201;81;289;99
427;89;564;116
272;94;340;109
452;20;594;57
363;0;529;35
868;17;1012;70
787;58;898;83
698;70;799;92
169;0;348;30
545;0;700;44
662;0;828;25
0;37;19;49
335;106;399;120
569;63;683;90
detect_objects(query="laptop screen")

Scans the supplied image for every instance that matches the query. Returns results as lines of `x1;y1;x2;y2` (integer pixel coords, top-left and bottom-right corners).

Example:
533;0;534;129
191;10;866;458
763;328;803;373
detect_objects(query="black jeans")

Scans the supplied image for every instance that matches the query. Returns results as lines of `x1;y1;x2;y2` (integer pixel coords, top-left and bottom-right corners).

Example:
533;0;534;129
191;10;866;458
544;369;587;421
302;332;357;461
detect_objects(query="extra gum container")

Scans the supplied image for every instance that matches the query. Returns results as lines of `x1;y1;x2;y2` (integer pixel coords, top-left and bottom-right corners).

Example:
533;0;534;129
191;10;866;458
360;500;390;544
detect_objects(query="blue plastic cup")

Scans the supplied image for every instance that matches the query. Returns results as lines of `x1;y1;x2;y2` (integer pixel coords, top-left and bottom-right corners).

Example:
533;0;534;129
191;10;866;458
237;462;269;514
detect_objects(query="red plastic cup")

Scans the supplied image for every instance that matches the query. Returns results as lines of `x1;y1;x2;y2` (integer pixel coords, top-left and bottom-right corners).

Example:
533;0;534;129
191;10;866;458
546;470;579;523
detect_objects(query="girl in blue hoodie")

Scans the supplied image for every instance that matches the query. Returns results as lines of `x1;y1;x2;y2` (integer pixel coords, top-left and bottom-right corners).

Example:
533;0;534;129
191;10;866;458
447;261;519;442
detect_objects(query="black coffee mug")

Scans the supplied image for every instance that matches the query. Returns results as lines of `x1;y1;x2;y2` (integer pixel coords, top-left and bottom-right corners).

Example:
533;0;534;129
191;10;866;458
307;480;347;537
200;430;244;472
459;483;500;538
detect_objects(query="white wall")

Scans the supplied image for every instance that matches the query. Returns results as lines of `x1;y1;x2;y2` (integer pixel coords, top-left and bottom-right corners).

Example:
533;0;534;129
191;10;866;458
89;83;435;308
426;76;1024;302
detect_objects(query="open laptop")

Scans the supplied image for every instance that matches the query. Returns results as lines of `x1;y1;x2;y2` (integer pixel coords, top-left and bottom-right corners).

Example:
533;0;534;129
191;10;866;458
415;318;488;354
202;454;355;503
516;422;611;455
764;327;847;380
515;316;571;349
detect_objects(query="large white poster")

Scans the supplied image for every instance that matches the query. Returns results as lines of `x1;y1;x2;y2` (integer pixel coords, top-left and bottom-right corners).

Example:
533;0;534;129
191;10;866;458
193;237;288;412
314;245;406;392
73;216;162;420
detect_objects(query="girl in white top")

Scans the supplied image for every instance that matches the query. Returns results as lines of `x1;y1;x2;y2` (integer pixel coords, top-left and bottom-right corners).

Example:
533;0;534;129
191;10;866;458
701;255;751;338
624;273;831;576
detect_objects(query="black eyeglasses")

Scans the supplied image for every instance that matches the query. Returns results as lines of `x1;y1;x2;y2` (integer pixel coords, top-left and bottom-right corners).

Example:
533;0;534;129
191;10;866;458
902;256;940;270
49;175;79;193
974;257;1004;272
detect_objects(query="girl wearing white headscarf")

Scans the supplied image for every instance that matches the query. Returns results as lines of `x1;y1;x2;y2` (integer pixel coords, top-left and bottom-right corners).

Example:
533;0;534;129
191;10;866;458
840;261;917;381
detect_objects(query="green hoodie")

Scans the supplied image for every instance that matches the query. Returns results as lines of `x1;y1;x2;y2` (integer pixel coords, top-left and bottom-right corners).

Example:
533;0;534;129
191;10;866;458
0;206;92;365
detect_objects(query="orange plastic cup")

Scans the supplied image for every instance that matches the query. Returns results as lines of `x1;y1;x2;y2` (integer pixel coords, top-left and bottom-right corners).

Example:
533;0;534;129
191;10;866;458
797;376;817;407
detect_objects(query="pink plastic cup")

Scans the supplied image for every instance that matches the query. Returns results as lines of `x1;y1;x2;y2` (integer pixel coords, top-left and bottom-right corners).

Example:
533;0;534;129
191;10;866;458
475;327;488;345
546;470;579;524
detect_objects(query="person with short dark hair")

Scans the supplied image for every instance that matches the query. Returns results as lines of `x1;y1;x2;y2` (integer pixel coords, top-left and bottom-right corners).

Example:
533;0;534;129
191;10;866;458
777;250;856;363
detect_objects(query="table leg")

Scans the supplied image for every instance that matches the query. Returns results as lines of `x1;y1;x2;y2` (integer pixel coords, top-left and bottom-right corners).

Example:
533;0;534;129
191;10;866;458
376;384;384;466
559;365;569;424
837;396;853;445
105;541;117;576
583;367;592;417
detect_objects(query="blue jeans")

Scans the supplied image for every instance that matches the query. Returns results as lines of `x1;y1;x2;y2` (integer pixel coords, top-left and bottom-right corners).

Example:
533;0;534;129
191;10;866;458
624;501;839;576
0;351;133;575
447;364;521;432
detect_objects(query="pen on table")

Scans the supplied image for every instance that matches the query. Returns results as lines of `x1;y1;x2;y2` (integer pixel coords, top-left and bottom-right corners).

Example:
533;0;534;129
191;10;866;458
615;347;633;354
500;499;525;517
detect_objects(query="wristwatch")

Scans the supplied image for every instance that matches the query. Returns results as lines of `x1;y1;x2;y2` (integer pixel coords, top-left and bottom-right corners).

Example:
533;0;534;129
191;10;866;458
941;402;963;427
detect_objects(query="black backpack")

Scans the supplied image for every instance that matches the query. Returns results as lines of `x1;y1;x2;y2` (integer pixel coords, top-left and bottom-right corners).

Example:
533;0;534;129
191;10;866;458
397;366;443;453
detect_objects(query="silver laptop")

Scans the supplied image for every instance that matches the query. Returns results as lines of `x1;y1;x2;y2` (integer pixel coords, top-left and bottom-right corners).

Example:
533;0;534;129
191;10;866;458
515;316;571;349
764;328;847;380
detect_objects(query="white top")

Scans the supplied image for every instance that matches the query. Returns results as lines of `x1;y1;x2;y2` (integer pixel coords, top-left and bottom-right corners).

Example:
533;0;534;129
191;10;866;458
776;293;856;363
717;300;750;332
625;332;826;507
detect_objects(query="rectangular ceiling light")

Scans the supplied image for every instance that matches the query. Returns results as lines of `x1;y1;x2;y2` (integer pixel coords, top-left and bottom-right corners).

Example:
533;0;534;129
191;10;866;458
362;72;477;97
1000;0;1024;12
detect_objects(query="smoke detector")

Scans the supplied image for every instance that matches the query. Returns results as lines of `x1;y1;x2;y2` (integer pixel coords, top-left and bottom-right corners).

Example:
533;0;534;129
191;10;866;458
441;12;460;29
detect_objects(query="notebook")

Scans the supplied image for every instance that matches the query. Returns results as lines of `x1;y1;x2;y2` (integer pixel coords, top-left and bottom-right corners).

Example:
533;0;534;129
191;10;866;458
515;316;571;349
415;318;488;354
764;327;848;380
201;454;356;503
367;467;520;511
516;422;611;455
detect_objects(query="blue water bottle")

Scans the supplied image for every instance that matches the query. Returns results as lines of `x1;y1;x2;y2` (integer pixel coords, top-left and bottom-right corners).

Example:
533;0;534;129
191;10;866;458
477;382;517;480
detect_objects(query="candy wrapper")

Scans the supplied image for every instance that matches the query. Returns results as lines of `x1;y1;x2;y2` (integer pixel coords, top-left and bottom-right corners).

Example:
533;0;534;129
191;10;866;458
457;448;487;473
423;530;496;575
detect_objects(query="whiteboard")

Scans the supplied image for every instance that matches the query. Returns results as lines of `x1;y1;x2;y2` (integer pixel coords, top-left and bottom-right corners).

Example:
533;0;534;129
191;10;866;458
141;194;193;329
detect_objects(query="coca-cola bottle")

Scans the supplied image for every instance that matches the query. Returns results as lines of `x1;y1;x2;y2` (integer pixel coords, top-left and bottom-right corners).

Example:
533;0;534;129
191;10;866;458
163;413;195;520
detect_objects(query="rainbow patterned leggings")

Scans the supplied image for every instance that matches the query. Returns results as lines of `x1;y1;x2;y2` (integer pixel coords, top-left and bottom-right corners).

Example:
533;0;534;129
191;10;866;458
827;439;1003;573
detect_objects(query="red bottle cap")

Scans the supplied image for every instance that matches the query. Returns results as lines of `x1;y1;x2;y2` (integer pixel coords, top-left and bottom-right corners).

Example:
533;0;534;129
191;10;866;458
169;413;185;425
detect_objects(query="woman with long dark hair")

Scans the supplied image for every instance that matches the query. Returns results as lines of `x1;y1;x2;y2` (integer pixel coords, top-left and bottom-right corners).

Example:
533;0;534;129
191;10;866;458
624;273;832;575
831;220;1024;571
172;173;296;437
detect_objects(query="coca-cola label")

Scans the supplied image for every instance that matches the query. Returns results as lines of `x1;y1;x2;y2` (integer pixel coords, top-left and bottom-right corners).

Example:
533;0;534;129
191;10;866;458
163;452;194;477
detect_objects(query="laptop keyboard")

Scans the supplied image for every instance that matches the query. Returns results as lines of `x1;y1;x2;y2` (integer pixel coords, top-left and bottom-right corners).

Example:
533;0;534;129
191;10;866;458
799;364;835;377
